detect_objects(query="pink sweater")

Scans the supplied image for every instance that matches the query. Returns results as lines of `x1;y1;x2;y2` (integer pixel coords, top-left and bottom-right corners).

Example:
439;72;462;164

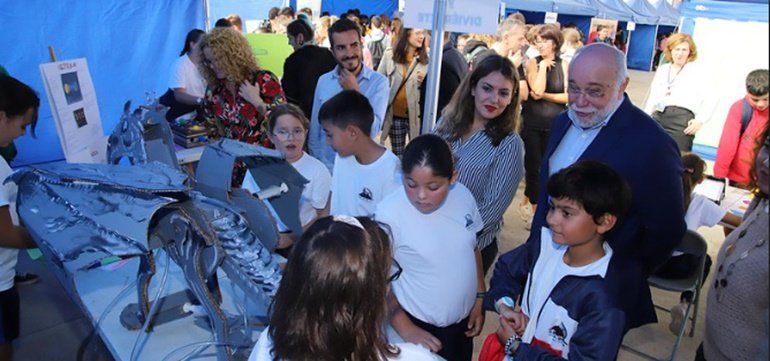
714;97;769;184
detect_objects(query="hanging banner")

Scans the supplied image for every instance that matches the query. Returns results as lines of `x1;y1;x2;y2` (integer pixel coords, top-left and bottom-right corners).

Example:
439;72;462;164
545;12;559;24
403;0;500;35
39;58;106;163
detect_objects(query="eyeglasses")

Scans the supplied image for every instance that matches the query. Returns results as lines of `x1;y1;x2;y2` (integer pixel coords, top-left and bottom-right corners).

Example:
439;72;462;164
273;128;306;140
534;38;552;45
567;85;607;99
388;259;402;283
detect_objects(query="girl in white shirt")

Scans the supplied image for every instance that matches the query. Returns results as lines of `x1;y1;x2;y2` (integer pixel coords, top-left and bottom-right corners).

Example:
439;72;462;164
242;104;331;255
375;134;485;361
248;216;439;361
0;75;39;359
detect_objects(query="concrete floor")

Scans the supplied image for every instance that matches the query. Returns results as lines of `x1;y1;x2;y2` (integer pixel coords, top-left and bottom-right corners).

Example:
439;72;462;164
12;70;722;360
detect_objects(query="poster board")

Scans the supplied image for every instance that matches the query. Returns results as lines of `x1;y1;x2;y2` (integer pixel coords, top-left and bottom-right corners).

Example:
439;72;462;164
588;18;619;44
245;34;294;78
39;58;106;164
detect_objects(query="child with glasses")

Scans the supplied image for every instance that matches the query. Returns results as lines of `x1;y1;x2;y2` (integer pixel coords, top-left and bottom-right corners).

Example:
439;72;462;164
242;104;331;252
375;134;485;361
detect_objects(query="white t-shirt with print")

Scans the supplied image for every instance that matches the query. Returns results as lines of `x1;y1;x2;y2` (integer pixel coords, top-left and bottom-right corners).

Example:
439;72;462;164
168;55;207;98
242;152;331;227
0;157;19;292
330;150;401;217
248;327;442;361
375;183;483;327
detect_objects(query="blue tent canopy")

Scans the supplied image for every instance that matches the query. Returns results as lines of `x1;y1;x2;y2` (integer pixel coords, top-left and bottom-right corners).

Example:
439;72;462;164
650;0;681;26
317;0;398;16
590;0;636;21
623;0;664;71
680;0;768;23
624;0;662;24
505;0;596;41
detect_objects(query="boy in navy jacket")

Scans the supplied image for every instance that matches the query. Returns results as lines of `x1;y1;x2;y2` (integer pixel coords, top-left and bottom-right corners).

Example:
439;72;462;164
485;160;631;360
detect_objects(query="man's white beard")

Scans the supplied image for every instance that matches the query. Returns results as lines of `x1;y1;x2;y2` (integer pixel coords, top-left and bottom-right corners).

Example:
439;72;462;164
567;97;622;128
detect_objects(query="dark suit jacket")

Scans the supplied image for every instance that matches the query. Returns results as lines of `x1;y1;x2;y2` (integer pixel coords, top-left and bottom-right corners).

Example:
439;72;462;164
494;95;686;329
281;45;337;118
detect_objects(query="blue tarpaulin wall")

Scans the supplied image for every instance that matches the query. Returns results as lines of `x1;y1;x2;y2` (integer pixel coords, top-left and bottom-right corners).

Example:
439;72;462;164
627;24;658;70
679;0;768;33
209;0;284;27
0;1;205;166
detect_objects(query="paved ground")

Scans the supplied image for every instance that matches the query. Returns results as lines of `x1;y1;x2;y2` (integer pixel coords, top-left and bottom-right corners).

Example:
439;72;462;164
13;69;721;360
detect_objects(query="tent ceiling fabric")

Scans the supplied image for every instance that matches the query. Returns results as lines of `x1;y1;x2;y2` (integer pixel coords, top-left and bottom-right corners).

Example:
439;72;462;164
624;0;664;24
505;0;598;16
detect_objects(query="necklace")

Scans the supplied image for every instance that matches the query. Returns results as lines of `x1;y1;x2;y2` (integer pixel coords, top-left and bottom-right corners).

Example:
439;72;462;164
665;63;686;97
713;199;768;303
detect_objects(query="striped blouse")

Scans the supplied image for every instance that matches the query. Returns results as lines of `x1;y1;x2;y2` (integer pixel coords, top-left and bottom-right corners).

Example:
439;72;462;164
437;128;525;249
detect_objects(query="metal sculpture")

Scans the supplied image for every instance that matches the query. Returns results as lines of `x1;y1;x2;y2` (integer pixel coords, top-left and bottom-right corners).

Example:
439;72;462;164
9;133;307;359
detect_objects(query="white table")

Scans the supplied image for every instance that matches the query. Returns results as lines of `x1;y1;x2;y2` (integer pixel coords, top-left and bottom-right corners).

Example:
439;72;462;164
74;251;263;360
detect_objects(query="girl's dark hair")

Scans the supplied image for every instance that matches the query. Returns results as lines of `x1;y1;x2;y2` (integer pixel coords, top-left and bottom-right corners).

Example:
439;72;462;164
436;54;521;147
180;29;206;56
267;103;309;133
681;153;706;210
0;75;40;137
547;160;631;224
269;216;399;361
401;134;454;178
393;28;429;65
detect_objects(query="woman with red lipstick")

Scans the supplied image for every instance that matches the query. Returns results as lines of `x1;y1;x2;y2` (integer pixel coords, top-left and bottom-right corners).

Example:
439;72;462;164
435;54;525;276
644;33;707;152
521;24;569;213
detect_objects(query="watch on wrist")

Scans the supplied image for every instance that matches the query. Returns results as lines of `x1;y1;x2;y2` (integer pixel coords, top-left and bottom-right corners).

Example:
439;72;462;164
504;334;522;355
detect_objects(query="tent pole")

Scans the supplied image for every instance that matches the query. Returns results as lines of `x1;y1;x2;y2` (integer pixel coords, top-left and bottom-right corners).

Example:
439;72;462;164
203;0;211;31
421;0;448;134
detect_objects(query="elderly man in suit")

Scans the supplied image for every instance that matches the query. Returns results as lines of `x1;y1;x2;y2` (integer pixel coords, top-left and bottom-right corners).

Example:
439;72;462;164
487;43;686;331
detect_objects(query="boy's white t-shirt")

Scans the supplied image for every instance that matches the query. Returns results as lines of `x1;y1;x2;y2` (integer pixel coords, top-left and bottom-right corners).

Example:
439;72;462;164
685;192;727;231
242;152;331;228
330;150;401;217
375;183;483;327
248;327;442;361
521;227;613;344
0;157;19;292
168;55;207;98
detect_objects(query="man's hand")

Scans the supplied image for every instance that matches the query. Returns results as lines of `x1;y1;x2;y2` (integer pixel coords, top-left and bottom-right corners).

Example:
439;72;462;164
683;119;703;135
338;68;360;92
239;81;265;112
465;299;485;337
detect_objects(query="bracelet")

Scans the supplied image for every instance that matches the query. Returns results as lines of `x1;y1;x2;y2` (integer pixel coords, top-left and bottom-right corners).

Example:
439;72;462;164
504;334;522;356
476;292;487;299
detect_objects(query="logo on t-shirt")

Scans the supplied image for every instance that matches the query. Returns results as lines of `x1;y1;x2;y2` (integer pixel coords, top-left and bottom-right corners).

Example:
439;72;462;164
359;187;373;201
465;214;474;228
548;322;568;346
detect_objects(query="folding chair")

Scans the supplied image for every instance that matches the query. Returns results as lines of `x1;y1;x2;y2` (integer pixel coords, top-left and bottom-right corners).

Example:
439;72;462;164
648;230;708;360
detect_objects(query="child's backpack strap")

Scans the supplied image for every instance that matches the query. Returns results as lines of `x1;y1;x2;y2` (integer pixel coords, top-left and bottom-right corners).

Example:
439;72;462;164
740;99;753;136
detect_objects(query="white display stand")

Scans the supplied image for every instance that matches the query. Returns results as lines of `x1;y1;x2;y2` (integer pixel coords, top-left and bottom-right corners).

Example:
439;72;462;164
39;58;106;164
75;251;263;360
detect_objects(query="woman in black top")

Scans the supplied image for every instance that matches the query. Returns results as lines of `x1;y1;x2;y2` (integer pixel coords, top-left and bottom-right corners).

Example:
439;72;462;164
522;24;569;210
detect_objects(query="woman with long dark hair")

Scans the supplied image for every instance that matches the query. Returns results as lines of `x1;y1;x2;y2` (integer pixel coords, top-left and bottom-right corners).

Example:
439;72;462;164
378;27;429;156
435;54;525;275
248;216;439;360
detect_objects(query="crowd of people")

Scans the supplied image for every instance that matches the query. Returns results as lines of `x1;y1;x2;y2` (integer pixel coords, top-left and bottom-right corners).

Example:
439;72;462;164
0;5;767;361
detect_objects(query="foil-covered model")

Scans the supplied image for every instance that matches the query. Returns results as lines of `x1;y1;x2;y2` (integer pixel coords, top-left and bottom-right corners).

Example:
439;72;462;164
8;134;306;359
107;100;179;168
